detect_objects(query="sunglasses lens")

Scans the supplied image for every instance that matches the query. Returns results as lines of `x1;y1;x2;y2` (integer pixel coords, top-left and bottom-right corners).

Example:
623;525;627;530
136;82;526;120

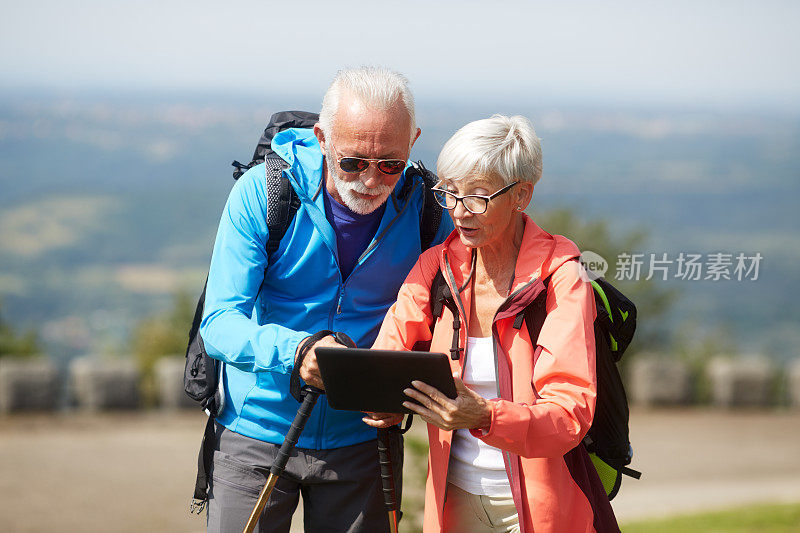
376;160;406;175
339;157;369;173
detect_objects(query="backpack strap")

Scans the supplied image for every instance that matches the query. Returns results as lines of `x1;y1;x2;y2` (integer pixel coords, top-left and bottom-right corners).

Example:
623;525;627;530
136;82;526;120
265;156;300;258
430;270;449;321
515;276;551;346
426;268;463;360
412;161;443;251
513;251;576;340
401;161;443;251
190;410;217;513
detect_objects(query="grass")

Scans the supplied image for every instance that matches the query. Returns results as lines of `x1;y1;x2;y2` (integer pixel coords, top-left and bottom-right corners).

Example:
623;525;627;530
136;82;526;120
623;502;800;532
401;428;430;533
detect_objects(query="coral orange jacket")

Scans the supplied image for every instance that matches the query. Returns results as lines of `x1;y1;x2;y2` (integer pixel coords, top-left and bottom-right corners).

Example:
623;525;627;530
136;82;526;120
373;216;619;533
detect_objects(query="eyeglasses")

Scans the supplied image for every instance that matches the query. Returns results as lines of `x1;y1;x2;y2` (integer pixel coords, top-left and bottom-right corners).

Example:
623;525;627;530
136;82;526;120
335;154;407;175
431;181;520;214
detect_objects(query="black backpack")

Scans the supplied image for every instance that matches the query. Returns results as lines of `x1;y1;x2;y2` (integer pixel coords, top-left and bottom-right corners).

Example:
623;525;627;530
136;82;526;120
185;110;444;511
184;111;318;418
427;262;640;500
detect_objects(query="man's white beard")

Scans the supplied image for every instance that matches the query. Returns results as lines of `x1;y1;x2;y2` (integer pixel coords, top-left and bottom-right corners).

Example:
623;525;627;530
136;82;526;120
326;149;394;215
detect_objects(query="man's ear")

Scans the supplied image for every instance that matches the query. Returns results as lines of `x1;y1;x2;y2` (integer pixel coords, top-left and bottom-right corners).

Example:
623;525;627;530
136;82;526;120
313;123;326;154
409;127;422;150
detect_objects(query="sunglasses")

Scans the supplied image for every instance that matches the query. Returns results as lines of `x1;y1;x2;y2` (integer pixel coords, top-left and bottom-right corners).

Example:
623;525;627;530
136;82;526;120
331;144;407;175
337;156;407;175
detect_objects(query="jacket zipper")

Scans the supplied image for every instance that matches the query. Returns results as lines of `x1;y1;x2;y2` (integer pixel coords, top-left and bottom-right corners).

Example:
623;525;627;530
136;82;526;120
320;269;344;449
321;180;417;446
490;320;516;492
332;181;417;319
443;256;523;519
357;182;418;261
490;277;542;531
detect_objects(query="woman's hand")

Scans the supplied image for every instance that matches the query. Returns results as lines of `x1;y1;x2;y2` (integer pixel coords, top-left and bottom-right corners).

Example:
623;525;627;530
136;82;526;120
402;378;492;432
361;412;405;428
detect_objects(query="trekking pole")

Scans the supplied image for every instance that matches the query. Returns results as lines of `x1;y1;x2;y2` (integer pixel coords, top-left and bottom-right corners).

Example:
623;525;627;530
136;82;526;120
377;427;399;533
242;385;321;533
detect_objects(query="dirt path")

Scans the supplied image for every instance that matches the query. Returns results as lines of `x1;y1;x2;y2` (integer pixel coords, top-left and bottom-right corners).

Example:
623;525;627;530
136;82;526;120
615;409;800;522
1;409;798;532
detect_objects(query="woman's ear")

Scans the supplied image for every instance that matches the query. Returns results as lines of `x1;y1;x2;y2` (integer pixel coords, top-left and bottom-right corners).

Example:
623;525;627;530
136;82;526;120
517;182;534;211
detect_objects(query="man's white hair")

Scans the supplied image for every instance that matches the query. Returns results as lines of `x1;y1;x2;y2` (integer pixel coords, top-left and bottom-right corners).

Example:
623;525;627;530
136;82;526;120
437;114;543;186
319;66;417;147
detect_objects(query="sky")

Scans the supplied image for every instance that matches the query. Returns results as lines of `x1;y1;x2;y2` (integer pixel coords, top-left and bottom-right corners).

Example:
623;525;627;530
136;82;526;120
1;0;799;109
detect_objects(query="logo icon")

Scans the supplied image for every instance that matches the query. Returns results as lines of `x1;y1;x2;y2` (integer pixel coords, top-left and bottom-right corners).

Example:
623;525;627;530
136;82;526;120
579;251;608;282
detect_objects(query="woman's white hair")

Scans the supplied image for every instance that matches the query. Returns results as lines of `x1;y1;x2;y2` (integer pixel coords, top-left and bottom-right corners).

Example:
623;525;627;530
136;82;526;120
437;114;542;186
319;66;417;147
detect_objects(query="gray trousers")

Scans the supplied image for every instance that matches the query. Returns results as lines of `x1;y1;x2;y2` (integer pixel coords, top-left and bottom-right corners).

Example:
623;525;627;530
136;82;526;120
207;423;402;533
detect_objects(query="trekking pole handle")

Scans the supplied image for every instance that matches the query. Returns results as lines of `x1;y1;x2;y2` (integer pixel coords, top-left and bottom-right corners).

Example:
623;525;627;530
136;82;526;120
270;386;321;476
377;428;397;510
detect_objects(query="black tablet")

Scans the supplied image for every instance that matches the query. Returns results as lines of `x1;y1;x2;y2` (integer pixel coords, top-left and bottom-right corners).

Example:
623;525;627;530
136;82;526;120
315;347;457;414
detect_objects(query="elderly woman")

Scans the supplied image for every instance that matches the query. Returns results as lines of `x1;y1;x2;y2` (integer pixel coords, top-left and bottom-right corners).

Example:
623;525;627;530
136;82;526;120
366;116;618;533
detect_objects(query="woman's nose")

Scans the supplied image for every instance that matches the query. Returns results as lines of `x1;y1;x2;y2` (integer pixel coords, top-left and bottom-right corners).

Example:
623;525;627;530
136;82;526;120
452;199;472;219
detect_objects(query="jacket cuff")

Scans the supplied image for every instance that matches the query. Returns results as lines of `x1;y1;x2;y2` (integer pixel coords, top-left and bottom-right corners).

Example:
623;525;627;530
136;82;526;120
283;329;312;372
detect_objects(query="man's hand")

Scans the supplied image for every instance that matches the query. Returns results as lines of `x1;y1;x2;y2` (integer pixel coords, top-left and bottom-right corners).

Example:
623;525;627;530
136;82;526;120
296;335;342;390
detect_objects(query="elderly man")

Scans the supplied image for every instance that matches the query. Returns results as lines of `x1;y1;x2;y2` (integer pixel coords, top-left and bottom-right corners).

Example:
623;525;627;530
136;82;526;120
199;67;452;532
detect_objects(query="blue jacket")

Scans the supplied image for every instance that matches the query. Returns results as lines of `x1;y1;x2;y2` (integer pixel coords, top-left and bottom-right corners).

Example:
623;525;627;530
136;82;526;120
199;128;453;449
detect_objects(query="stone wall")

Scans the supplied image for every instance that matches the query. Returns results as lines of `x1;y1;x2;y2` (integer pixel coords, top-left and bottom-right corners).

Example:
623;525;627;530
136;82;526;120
69;356;141;410
3;352;800;411
0;358;59;413
628;354;693;406
707;356;777;408
155;355;196;409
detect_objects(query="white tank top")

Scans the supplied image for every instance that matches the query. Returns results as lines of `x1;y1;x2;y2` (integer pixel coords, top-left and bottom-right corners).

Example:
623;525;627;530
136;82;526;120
447;336;512;497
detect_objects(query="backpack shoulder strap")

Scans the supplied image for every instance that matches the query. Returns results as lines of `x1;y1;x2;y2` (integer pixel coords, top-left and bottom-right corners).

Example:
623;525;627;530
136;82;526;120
430;269;450;321
514;253;578;341
516;275;551;346
405;161;443;251
425;267;464;360
265;156;300;257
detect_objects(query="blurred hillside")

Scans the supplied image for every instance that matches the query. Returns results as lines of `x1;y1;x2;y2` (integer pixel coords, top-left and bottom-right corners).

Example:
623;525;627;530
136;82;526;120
0;92;798;362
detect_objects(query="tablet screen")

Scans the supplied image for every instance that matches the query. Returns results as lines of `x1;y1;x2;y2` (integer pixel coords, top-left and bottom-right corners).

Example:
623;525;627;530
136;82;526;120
315;347;457;414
